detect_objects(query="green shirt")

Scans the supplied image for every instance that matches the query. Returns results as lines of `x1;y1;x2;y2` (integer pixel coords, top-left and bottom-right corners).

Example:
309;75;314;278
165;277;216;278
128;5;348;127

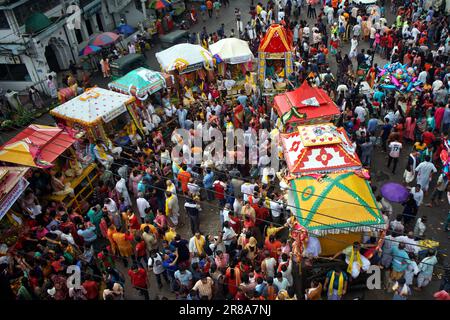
213;1;221;9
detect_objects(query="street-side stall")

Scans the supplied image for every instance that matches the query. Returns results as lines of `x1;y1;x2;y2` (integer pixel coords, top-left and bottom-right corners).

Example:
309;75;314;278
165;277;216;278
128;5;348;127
209;38;255;97
257;24;294;95
50;87;144;150
155;43;214;105
0;166;30;295
0;125;97;213
281;124;362;176
273;81;340;132
0;167;30;244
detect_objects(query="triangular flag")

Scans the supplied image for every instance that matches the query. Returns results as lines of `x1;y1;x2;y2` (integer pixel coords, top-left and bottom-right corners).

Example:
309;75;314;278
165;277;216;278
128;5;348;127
301;97;320;107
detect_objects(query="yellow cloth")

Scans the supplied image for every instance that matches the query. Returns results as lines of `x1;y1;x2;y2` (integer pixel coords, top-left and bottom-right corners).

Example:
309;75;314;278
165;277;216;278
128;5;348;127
347;248;362;274
165;195;174;216
126;122;137;136
194;236;205;255
164;228;177;242
96;145;108;160
266;226;283;238
112;233;133;257
328;271;344;297
245;74;254;85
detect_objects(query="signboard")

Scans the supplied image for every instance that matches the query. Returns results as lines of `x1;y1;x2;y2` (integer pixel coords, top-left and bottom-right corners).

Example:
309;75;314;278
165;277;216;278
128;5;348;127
265;52;285;60
179;62;203;75
0;178;29;221
102;103;127;123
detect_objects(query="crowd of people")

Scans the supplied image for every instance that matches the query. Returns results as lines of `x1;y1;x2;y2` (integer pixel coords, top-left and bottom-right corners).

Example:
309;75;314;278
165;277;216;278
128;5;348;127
1;0;450;301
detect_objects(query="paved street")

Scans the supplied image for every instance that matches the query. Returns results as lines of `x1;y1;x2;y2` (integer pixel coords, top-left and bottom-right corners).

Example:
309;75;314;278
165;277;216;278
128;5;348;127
1;0;448;300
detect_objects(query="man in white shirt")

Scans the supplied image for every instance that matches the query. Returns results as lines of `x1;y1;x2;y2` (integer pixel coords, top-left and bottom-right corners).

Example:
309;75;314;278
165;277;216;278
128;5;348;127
241;182;255;202
115;177;131;206
353;24;361;39
260;9;267;22
148;251;168;289
414;216;427;238
336;84;349;96
104;198;118;215
395;232;419;255
303;25;310;40
388;139;402;174
136;193;150;219
411;26;421;42
264;76;275;90
417;70;428;84
233;196;243;217
269;196;283;224
189;233;206;264
354;105;367;122
222;221;237;252
410;185;424;207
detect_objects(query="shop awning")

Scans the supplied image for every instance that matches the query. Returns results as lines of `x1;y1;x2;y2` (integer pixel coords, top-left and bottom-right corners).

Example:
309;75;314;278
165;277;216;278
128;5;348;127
0;124;76;168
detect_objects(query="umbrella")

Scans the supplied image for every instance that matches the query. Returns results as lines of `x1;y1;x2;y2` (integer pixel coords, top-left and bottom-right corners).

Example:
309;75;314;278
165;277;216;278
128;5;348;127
150;0;171;10
88;32;121;47
380;182;410;203
79;44;101;56
116;24;135;37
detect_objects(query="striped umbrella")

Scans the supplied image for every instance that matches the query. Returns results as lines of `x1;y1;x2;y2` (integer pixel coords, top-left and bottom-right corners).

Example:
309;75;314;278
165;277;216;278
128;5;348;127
88;32;121;47
79;44;102;56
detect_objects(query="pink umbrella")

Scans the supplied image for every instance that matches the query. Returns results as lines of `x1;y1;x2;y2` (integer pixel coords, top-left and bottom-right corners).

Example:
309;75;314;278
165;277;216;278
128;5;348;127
88;32;121;47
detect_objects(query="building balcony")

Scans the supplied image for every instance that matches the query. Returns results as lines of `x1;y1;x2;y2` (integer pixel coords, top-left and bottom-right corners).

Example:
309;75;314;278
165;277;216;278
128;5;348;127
106;0;134;13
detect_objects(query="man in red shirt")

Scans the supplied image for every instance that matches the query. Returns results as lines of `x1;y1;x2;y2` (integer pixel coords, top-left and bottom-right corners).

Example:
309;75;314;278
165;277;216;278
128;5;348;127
135;235;148;268
213;178;227;206
82;274;99;300
422;128;435;147
264;235;282;260
386;34;394;59
206;0;213;18
253;200;270;236
128;264;149;300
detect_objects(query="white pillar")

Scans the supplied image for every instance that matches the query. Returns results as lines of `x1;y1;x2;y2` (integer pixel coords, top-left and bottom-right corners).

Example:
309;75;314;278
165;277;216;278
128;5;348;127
141;0;147;20
80;20;90;40
90;15;100;33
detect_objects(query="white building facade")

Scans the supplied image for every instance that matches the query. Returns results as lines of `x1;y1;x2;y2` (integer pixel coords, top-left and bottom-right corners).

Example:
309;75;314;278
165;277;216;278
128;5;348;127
0;0;146;92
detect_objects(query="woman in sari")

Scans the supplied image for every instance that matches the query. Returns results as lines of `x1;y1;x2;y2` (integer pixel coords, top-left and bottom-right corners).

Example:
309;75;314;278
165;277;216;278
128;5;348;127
233;103;244;129
111;230;134;267
366;65;377;88
128;169;143;198
107;225;118;255
404;116;416;142
225;262;241;297
394;118;405;143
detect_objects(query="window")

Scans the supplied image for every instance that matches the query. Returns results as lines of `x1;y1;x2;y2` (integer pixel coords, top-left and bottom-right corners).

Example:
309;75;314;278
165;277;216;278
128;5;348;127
0;63;30;81
0;11;10;30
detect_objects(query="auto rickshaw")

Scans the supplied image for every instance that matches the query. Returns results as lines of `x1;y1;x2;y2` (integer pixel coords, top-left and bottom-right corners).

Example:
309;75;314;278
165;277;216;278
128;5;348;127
110;54;148;80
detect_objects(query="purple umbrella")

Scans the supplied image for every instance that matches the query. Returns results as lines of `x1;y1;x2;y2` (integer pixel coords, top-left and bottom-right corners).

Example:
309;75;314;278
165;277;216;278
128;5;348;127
380;182;409;203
